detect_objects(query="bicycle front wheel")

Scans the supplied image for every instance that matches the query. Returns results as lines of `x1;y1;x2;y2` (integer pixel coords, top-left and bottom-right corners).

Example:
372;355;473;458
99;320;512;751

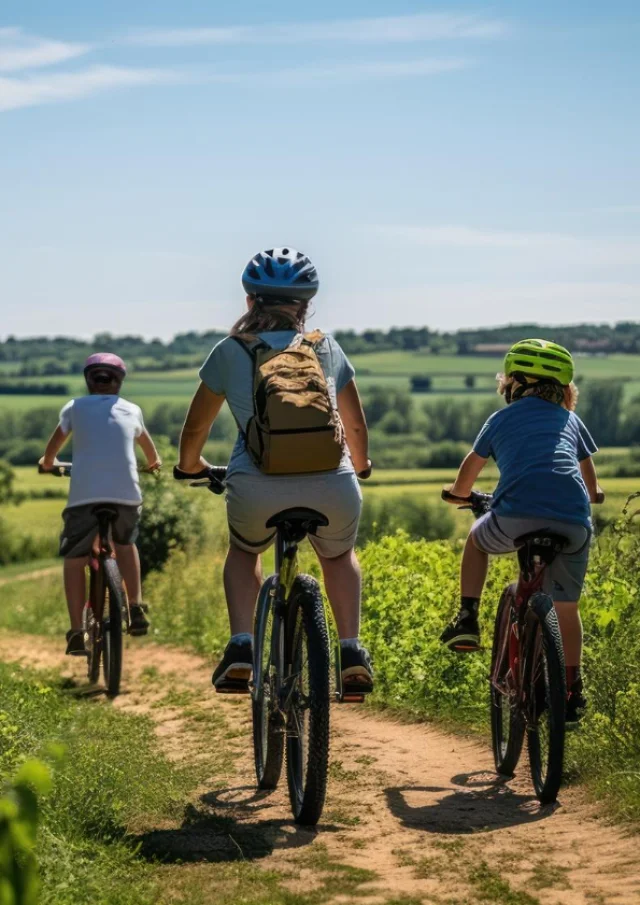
252;576;284;790
524;593;566;804
285;575;330;826
102;557;126;698
87;566;104;685
490;583;525;776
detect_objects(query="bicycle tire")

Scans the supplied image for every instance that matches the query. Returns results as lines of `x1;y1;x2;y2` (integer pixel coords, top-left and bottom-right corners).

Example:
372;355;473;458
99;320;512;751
252;576;284;790
490;583;525;776
87;566;104;685
524;593;566;804
285;574;330;826
102;557;126;698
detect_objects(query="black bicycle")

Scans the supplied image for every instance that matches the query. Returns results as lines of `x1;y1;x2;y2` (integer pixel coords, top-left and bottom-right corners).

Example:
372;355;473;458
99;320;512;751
39;463;129;697
176;464;365;826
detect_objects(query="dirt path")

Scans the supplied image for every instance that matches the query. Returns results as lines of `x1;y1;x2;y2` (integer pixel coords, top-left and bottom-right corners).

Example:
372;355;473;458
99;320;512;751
0;566;60;588
1;632;638;905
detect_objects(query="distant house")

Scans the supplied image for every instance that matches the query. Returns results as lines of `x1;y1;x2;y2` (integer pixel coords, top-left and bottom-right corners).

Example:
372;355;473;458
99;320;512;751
472;343;511;355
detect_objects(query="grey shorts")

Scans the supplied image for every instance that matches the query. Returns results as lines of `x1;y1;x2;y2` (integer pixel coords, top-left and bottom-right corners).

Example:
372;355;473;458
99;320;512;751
226;470;362;558
59;503;141;559
471;512;592;601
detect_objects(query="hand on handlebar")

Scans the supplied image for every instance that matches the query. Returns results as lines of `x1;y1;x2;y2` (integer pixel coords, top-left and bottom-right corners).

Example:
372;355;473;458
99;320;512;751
441;486;493;517
356;459;373;480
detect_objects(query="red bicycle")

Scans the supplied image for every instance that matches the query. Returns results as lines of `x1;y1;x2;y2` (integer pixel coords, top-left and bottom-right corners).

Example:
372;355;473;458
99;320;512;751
444;489;570;804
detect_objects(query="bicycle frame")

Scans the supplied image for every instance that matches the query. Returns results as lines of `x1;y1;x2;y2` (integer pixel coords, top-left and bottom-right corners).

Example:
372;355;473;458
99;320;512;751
491;551;548;706
252;530;300;720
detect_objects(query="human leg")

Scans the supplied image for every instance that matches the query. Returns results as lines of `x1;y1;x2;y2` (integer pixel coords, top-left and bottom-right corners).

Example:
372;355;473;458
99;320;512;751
316;547;361;640
64;557;88;631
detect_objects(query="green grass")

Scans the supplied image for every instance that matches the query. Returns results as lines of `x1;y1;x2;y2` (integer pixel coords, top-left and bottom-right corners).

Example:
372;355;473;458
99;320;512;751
0;557;58;580
0;661;193;905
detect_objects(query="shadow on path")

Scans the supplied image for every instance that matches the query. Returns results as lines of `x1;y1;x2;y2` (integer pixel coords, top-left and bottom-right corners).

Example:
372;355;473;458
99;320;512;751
135;785;339;864
385;770;558;834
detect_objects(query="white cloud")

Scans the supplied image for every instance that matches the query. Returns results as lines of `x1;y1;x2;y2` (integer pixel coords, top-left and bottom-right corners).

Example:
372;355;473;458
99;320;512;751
0;26;90;72
254;57;470;83
128;13;508;47
0;65;186;112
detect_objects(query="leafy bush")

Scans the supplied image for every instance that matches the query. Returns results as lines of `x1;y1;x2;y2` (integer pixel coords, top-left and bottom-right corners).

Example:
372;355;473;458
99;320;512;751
358;526;640;821
0;760;52;905
136;474;207;577
358;494;455;545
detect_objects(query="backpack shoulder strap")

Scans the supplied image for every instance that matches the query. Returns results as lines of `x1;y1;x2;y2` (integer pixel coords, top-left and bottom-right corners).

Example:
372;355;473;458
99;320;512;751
230;334;270;359
301;330;325;349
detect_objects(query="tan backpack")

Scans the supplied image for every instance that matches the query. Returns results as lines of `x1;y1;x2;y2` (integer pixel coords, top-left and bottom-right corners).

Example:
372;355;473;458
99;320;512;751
233;331;345;475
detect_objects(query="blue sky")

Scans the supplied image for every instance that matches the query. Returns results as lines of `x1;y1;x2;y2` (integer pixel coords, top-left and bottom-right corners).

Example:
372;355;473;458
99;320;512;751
1;2;639;339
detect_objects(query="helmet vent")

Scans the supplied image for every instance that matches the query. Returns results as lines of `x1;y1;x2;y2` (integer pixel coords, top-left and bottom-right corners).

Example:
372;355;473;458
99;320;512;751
263;257;274;277
282;248;289;255
265;249;274;257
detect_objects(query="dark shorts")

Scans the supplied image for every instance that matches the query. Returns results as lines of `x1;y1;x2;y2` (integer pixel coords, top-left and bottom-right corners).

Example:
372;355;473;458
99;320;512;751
59;503;141;559
471;512;592;601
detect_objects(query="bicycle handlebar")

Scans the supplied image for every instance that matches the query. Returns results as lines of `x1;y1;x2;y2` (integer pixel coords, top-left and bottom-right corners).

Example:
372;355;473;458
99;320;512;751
442;486;605;517
173;464;227;495
38;462;72;477
441;488;493;517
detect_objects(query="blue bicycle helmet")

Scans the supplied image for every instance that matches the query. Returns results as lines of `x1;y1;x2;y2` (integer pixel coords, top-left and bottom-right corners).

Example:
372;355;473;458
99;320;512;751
241;247;319;303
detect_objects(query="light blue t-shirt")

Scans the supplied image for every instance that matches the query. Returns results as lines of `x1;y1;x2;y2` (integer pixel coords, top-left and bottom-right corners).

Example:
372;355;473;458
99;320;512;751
473;396;598;527
199;331;355;476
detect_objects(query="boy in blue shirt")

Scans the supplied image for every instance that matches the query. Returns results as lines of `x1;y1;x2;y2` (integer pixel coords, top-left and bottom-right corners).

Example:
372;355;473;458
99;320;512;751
440;339;602;722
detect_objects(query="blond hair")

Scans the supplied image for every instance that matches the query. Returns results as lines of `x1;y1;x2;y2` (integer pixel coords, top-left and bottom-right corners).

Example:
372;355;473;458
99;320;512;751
230;299;310;338
497;373;579;411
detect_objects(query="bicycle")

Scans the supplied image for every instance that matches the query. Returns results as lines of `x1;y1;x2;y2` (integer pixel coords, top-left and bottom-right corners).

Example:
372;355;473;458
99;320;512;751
39;463;130;697
176;464;366;826
442;488;588;804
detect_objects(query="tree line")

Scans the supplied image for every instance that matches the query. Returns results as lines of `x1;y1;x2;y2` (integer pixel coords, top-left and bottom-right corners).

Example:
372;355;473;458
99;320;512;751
3;321;640;372
2;380;638;471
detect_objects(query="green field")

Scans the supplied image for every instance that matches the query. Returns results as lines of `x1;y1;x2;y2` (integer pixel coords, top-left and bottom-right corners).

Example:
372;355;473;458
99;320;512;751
4;351;640;420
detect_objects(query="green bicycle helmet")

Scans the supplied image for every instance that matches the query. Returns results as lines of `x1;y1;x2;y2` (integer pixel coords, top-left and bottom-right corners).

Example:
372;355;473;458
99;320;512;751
504;338;574;386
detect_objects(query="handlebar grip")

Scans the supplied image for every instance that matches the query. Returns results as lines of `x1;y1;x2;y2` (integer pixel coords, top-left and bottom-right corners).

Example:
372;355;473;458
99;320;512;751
441;488;471;504
39;463;71;477
595;491;605;505
173;465;211;481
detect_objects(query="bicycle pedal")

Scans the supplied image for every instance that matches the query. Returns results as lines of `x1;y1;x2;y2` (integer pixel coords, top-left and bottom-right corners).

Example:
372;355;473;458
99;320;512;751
340;692;366;704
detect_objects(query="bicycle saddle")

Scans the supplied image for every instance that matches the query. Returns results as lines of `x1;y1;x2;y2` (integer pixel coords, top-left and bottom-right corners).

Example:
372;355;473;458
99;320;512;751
514;530;569;569
92;504;119;520
266;507;329;540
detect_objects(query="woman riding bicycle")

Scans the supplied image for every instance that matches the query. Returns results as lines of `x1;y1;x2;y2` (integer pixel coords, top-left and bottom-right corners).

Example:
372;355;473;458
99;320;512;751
176;247;374;695
440;339;603;723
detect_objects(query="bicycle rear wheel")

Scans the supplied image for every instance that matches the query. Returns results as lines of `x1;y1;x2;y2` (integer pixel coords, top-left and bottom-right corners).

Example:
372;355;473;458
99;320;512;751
490;584;525;776
102;557;126;698
285;575;330;826
524;593;566;804
252;576;284;790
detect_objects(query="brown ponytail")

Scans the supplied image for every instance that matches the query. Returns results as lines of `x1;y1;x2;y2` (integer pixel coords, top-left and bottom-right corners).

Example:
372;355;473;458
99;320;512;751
230;299;310;338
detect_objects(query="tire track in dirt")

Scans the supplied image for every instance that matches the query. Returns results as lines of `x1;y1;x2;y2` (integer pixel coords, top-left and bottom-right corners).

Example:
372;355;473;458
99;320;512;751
1;631;638;905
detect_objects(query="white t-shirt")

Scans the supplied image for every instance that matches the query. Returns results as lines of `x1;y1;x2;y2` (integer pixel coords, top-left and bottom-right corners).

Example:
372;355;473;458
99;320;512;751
59;395;145;508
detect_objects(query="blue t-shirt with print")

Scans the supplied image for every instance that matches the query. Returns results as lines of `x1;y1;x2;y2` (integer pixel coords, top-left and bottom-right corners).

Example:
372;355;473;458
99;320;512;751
473;396;597;527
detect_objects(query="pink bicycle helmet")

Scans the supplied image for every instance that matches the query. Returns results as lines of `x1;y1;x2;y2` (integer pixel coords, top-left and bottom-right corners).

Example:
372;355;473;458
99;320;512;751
83;352;127;377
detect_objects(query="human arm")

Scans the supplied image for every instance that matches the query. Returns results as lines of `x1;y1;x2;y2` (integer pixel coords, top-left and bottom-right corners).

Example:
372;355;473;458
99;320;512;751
40;425;70;470
178;382;226;473
445;451;488;500
580;456;604;503
337;378;370;476
137;428;162;471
